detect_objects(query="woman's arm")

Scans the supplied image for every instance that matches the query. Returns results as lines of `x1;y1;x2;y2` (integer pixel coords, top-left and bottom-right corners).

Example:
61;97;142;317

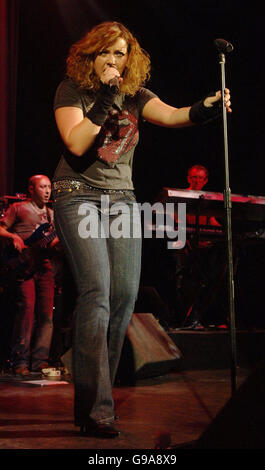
142;89;231;128
142;98;192;128
55;87;231;155
55;107;101;157
55;67;122;157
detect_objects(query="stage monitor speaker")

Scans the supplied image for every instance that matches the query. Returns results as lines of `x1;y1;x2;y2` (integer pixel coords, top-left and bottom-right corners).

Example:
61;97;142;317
61;313;183;385
195;360;265;449
116;313;182;384
134;286;172;327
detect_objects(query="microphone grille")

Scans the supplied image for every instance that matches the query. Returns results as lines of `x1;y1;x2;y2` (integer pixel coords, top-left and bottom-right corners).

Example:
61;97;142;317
215;38;234;53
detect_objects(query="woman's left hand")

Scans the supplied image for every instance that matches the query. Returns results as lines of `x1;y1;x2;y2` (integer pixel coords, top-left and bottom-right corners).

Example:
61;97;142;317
204;88;232;113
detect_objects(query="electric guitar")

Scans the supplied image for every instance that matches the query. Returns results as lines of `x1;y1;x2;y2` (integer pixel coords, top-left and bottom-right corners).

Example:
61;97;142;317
0;223;57;283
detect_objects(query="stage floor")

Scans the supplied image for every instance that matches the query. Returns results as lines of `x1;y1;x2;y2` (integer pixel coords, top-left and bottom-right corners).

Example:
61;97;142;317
0;327;265;452
0;366;257;451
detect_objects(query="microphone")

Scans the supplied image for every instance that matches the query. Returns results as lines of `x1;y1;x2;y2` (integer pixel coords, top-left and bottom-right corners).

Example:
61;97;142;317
214;38;234;54
109;76;120;94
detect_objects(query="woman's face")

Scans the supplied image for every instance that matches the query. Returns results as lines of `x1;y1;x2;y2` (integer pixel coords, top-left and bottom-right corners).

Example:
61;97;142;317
94;37;129;80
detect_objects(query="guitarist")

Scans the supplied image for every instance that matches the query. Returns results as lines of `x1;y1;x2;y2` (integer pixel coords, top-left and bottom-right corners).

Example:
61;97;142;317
0;174;59;376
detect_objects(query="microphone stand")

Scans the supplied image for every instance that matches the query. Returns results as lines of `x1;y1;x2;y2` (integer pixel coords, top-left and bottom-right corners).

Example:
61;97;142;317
217;48;237;394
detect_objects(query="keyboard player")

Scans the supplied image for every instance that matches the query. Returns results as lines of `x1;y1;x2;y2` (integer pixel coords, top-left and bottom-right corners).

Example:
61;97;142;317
173;165;227;330
185;164;220;227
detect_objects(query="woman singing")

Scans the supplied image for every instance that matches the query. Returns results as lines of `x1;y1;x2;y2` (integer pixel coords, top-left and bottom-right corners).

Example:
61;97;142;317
52;21;231;438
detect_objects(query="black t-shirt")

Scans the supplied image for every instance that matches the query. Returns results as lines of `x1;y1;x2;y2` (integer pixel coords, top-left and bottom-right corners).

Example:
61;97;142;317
53;77;157;190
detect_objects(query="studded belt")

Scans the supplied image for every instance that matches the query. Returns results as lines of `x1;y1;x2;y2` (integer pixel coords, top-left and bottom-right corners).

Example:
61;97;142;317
52;179;133;194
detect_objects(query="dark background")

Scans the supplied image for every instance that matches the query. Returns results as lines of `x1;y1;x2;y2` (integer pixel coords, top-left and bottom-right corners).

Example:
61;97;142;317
9;0;265;329
14;0;265;203
1;0;265;367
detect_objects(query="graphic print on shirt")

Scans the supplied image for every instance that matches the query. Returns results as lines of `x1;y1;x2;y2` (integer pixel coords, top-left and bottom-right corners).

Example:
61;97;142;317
97;109;139;163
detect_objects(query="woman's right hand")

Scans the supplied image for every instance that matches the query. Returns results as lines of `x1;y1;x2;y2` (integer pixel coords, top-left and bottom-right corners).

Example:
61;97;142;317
100;66;121;85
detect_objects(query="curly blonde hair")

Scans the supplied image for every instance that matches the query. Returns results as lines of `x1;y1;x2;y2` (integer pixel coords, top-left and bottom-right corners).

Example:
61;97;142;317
66;22;151;96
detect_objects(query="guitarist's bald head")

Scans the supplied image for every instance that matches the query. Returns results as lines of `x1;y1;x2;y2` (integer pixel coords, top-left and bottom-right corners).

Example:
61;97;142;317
28;175;51;208
28;174;50;190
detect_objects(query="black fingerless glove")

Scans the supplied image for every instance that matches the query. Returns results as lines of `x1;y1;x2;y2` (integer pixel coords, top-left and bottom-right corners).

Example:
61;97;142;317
189;92;222;125
86;82;118;126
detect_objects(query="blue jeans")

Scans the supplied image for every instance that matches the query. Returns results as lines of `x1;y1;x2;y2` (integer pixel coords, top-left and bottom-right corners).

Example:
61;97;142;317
53;182;142;425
